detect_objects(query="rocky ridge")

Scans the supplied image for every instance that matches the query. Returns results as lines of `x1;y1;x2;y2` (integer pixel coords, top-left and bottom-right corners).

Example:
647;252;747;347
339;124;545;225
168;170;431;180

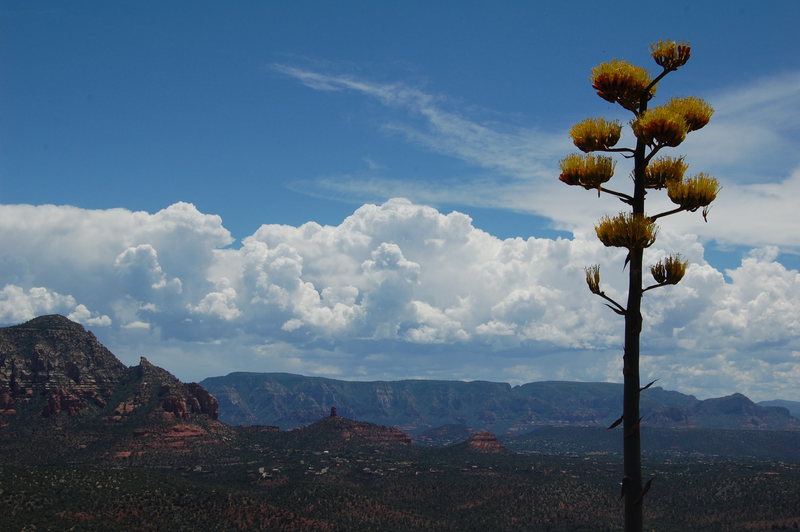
0;315;219;425
0;315;128;421
112;356;219;423
201;372;800;434
0;315;230;463
286;409;412;449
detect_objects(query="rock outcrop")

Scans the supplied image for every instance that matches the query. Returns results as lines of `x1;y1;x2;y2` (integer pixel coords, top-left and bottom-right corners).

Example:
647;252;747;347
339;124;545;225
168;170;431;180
0;315;219;424
0;315;128;421
0;315;227;463
110;357;219;423
462;431;509;454
288;413;412;449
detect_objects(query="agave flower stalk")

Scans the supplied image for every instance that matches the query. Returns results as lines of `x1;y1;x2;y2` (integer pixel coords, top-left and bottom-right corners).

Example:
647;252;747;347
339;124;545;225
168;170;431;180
556;40;719;532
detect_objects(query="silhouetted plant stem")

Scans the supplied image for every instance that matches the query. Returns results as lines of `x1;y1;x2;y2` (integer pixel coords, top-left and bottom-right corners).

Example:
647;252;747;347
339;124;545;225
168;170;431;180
560;41;718;532
622;132;647;532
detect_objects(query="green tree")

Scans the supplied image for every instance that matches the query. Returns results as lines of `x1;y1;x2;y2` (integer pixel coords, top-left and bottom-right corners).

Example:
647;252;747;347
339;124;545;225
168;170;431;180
558;41;719;531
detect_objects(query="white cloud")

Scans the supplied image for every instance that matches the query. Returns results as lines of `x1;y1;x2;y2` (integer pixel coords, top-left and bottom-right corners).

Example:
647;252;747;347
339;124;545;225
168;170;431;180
122;320;151;330
274;63;569;200
1;199;798;401
114;244;182;294
188;286;241;321
688;167;800;248
688;70;800;181
68;304;112;327
0;284;110;326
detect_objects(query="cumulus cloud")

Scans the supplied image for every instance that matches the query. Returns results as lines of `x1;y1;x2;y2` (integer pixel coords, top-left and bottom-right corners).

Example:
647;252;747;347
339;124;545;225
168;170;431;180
1;199;798;401
0;285;110;326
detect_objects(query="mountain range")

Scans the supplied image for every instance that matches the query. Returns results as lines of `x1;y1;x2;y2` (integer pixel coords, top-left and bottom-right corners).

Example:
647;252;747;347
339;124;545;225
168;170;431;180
3;314;798;531
0;315;420;465
2;314;798;462
200;371;800;435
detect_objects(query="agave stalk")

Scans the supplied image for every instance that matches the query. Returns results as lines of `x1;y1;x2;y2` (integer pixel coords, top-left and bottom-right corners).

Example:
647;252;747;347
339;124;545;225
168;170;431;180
557;40;718;532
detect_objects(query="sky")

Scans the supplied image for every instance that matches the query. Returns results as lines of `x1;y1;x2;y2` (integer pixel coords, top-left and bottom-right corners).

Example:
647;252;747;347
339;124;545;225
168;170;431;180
1;1;799;402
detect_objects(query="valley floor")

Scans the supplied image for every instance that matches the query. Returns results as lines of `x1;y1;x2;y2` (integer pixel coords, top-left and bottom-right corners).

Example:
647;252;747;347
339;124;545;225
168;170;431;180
2;449;799;531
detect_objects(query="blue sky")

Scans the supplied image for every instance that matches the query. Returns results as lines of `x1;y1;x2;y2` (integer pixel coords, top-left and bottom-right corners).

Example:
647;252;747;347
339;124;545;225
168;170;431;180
2;1;800;401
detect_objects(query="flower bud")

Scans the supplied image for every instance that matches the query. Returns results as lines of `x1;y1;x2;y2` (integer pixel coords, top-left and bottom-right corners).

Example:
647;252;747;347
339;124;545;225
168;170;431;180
595;212;658;249
645;156;688;189
650;254;688;285
650;40;691;71
585;264;602;295
591;60;654;112
569;118;622;152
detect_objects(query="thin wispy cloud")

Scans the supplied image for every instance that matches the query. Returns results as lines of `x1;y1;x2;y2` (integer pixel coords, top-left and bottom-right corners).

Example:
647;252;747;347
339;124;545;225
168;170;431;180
273;63;567;180
681;70;800;184
712;71;800;129
277;64;800;251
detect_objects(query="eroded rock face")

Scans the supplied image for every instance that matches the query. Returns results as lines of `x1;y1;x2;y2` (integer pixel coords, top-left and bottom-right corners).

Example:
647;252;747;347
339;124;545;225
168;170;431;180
186;382;219;420
106;357;219;422
0;315;128;419
43;388;90;417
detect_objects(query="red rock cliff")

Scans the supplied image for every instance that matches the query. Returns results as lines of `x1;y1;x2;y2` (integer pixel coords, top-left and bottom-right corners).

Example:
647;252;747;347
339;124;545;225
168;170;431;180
0;315;128;419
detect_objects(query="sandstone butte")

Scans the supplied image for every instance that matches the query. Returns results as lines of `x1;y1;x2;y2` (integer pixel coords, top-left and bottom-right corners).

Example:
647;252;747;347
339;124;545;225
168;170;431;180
463;431;509;454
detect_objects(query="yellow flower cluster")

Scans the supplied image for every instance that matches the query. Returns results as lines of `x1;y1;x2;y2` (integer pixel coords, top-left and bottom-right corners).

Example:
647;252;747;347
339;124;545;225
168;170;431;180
645;156;688;189
595;212;658;249
650;254;688;285
631;106;688;147
591;59;654;112
569;118;622;152
650;40;691;71
667;173;720;211
559;153;616;190
667;97;713;131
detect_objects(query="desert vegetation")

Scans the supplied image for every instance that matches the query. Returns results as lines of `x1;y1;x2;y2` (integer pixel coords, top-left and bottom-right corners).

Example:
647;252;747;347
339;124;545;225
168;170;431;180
2;448;798;531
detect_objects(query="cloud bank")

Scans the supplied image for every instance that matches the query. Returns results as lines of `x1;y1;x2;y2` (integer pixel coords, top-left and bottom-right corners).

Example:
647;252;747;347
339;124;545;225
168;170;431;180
2;200;798;401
